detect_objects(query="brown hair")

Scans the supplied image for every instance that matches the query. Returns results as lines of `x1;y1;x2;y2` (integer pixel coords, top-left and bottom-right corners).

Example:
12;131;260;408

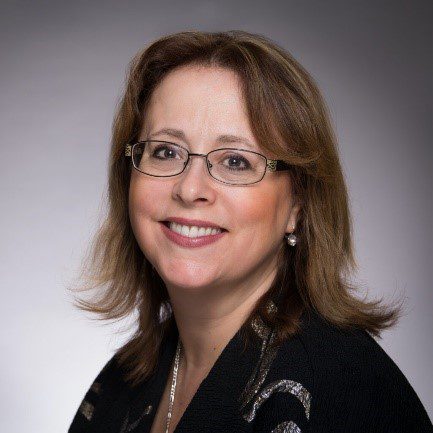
69;30;402;387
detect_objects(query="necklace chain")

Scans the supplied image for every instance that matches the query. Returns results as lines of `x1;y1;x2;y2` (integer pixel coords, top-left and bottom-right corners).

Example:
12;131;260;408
165;336;182;433
163;302;277;432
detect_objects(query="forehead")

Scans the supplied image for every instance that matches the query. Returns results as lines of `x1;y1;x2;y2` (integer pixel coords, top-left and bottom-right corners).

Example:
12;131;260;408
150;64;243;104
142;65;255;144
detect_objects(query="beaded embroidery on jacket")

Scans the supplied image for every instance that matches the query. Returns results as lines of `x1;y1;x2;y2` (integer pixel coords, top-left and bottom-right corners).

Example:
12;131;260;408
239;301;312;432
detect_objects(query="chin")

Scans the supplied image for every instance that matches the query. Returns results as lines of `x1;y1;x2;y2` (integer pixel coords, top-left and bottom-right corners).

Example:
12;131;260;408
158;260;220;291
166;271;213;289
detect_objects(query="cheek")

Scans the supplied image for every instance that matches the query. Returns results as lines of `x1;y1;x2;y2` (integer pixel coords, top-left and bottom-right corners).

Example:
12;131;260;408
128;176;165;243
129;174;163;214
129;177;147;220
232;185;287;232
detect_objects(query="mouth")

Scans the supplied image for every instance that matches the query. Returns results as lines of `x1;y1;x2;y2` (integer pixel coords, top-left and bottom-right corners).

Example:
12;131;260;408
159;219;228;247
160;221;228;232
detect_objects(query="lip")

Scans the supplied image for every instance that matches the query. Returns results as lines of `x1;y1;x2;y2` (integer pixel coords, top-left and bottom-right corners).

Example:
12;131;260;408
162;217;227;231
159;221;227;248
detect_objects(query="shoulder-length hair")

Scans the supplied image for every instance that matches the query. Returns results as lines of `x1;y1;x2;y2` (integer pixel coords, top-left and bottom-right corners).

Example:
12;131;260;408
70;30;401;387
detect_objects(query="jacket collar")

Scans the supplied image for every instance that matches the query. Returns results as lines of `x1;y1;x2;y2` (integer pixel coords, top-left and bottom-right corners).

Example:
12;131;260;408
123;301;279;432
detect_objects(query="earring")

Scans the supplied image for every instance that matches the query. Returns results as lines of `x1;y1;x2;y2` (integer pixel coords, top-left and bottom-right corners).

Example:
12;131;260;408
284;225;297;246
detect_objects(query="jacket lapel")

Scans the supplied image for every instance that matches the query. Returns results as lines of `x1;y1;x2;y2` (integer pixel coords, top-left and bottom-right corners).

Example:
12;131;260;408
123;309;277;433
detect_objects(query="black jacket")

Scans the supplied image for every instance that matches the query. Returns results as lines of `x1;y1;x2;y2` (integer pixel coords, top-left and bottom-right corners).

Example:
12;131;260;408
68;310;432;432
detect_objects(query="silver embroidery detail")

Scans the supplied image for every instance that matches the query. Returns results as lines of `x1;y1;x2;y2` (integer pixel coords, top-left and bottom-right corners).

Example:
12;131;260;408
120;404;153;432
90;381;102;394
79;400;94;421
266;300;278;313
240;328;279;411
240;300;280;415
251;314;272;340
243;379;312;422
271;420;302;433
250;299;277;340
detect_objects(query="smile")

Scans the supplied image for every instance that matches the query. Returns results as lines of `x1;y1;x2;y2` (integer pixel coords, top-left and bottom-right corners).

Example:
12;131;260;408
160;221;227;248
166;221;222;237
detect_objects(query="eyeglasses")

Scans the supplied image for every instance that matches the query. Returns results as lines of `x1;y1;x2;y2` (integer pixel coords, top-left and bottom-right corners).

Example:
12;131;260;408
125;140;291;186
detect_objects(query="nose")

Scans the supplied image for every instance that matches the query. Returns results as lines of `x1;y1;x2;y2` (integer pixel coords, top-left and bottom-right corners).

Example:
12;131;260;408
171;154;217;205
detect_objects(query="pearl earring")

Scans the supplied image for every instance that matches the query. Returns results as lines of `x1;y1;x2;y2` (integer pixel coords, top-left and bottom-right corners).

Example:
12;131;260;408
284;225;297;246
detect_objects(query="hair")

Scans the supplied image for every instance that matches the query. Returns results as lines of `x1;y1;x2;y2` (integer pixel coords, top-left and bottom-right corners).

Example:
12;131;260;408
69;30;402;387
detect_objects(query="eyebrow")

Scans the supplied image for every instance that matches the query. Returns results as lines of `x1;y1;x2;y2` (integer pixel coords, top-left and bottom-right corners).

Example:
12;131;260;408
147;128;255;149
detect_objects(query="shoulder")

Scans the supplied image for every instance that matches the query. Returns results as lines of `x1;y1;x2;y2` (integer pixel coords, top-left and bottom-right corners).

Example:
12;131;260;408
275;310;433;432
68;355;129;432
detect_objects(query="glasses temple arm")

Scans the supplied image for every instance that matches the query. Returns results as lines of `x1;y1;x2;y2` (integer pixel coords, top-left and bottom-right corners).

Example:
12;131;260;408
266;159;291;172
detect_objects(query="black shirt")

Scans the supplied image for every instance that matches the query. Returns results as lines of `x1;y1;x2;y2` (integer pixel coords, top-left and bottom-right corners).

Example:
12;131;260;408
68;310;432;432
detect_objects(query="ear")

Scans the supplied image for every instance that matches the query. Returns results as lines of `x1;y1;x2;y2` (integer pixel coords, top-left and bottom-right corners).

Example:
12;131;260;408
285;201;301;233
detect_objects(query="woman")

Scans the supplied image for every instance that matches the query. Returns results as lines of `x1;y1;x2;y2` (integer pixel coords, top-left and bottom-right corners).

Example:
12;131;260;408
68;30;432;433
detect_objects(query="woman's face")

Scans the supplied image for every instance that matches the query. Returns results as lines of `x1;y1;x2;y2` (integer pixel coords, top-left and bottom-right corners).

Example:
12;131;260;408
129;65;300;298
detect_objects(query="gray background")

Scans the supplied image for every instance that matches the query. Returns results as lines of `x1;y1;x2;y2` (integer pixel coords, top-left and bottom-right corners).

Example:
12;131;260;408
0;1;431;431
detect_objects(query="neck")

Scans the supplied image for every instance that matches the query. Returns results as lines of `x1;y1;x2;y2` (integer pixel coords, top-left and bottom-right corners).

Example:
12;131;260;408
167;263;278;374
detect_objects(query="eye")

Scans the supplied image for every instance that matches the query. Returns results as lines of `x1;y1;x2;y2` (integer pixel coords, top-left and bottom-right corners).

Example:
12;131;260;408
152;144;182;160
222;153;252;171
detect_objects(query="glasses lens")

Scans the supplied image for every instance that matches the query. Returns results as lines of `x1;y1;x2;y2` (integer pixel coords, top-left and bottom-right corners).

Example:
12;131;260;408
132;142;267;185
207;149;266;185
133;141;188;176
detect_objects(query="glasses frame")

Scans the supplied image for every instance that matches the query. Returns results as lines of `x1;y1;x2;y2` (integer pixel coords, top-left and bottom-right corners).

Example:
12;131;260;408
125;140;291;186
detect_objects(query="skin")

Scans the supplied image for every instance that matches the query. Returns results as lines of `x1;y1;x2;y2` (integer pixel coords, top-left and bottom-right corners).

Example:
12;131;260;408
128;65;300;428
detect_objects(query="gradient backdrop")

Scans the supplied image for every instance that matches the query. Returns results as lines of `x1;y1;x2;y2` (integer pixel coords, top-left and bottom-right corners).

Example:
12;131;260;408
0;1;431;431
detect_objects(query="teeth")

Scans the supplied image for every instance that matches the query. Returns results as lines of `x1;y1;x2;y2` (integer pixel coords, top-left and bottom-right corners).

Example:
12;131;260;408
168;222;222;238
